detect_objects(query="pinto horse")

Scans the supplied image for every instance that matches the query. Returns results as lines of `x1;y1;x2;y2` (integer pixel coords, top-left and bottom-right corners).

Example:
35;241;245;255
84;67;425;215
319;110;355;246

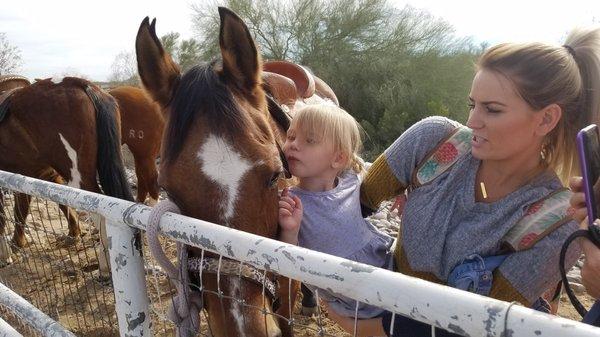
0;77;134;266
110;86;164;203
136;7;323;336
0;77;79;249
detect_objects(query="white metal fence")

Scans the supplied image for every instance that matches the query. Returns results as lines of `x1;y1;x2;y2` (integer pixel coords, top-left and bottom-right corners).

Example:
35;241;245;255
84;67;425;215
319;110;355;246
1;169;600;337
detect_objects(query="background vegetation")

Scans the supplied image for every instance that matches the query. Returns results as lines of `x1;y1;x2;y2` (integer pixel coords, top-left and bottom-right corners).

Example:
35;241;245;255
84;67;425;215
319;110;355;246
1;0;484;159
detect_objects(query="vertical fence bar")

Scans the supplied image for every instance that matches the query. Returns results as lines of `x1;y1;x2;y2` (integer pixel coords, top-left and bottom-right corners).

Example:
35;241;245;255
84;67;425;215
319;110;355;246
106;218;152;337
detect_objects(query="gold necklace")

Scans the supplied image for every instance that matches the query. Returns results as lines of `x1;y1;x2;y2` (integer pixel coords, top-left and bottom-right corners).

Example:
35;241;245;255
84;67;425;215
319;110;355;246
480;182;488;199
478;162;546;201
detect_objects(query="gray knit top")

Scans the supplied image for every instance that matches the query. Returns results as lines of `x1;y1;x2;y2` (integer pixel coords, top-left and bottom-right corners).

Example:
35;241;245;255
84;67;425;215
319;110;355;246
384;116;580;302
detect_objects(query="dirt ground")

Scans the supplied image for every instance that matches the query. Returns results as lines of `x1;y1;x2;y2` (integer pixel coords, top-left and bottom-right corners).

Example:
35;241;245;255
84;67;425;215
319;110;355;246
0;190;596;337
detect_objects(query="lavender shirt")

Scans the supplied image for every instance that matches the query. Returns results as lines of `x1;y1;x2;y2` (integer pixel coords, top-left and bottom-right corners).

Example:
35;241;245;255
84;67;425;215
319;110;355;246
292;171;394;317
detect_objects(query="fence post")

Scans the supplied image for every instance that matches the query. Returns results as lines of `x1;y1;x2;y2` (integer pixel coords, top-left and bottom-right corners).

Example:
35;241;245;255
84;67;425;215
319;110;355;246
106;218;152;337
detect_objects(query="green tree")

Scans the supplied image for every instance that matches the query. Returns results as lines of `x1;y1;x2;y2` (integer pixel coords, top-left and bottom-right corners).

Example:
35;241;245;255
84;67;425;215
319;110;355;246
160;32;181;56
191;1;481;159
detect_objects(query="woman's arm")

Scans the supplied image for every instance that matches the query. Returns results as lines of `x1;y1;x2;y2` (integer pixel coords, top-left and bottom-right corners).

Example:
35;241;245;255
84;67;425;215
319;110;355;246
360;153;407;212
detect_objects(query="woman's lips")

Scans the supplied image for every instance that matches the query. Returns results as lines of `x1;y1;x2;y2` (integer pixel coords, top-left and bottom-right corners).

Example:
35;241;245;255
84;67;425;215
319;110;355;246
472;135;487;147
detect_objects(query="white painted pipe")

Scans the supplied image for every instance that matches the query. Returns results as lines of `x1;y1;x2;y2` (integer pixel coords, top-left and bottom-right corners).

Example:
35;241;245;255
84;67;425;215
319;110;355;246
0;282;75;337
0;316;22;337
1;170;599;337
106;219;153;337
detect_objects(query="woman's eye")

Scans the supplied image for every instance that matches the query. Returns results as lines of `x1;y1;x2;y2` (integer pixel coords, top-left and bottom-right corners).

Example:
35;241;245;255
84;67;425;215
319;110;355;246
486;106;501;113
306;138;316;144
467;103;475;110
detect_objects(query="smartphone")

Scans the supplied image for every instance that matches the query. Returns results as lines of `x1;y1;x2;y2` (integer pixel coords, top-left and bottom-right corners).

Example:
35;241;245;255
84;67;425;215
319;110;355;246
576;124;600;225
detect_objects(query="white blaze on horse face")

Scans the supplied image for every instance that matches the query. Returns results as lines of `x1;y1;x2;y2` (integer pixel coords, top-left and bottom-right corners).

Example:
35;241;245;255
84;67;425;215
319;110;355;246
227;278;281;337
197;134;253;223
229;278;246;336
59;134;82;189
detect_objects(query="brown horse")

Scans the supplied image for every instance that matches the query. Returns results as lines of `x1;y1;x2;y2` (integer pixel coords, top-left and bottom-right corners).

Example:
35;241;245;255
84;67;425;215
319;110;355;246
136;8;307;337
110;86;164;203
0;77;133;266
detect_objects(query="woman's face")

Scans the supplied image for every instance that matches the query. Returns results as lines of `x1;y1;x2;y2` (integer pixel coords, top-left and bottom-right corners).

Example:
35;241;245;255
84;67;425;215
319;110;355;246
467;69;545;161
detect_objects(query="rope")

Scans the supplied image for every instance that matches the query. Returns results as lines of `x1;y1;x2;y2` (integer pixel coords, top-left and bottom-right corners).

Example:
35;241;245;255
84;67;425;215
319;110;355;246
147;199;202;337
503;301;518;336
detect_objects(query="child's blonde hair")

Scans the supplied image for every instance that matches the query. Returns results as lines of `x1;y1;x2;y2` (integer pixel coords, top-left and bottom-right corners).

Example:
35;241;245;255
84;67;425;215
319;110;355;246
291;104;365;173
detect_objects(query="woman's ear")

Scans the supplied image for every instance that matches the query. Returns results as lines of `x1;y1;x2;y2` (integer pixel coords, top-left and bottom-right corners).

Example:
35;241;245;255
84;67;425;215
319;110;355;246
536;103;562;136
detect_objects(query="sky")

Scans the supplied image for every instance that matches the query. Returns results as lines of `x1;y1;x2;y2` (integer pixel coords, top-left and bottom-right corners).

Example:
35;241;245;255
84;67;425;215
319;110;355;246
1;0;599;82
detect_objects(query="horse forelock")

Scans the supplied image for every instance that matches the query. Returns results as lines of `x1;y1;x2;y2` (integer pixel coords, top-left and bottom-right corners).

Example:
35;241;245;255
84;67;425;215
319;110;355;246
164;61;247;164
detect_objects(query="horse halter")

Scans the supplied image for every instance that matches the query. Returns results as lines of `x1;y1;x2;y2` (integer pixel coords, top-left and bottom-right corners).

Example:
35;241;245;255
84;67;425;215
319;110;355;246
188;256;279;300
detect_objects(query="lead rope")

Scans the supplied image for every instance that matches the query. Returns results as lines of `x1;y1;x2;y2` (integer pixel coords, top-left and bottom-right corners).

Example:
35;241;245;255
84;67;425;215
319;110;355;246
147;199;202;337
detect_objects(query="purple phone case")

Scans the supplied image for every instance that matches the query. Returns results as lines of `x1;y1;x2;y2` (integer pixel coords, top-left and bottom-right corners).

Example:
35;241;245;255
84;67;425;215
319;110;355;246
576;124;599;224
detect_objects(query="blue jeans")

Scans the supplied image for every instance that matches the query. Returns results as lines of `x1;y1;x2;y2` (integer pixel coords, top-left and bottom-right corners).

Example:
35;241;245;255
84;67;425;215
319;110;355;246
447;254;507;296
584;301;600;327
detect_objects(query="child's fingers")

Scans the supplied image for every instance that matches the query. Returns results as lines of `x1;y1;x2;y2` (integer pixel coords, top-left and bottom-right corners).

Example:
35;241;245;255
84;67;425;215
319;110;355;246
279;200;294;212
280;196;296;207
291;195;302;210
279;208;292;217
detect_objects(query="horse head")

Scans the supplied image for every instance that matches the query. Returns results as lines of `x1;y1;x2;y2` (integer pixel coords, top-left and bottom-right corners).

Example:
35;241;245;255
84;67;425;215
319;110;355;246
136;7;292;337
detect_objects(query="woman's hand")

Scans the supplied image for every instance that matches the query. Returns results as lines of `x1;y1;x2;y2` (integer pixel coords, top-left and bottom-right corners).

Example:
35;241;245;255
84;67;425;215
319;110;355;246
278;188;302;244
569;177;588;224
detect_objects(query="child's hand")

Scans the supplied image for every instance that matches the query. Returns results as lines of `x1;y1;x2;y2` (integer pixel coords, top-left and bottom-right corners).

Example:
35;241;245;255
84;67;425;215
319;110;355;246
278;188;302;244
569;176;588;224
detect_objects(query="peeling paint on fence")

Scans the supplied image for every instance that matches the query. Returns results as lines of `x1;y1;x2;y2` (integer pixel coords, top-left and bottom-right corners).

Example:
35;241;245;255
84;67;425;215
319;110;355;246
1;170;600;337
0;282;76;337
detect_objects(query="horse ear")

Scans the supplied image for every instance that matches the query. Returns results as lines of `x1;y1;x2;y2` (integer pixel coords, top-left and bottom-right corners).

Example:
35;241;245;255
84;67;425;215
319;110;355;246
218;7;261;92
135;17;181;109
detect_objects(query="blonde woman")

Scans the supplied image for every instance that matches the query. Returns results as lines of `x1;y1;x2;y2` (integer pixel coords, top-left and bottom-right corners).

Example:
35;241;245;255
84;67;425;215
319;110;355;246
326;27;600;337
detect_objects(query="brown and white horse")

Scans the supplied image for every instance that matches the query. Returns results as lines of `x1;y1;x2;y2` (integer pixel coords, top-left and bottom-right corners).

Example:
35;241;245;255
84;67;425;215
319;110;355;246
0;77;133;266
135;7;306;337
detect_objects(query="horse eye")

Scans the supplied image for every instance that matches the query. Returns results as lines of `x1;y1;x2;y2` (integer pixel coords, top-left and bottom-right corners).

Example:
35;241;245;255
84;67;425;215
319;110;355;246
268;171;282;188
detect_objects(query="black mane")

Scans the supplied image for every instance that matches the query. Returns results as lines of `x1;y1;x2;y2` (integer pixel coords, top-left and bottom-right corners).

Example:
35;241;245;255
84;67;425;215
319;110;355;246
163;61;246;163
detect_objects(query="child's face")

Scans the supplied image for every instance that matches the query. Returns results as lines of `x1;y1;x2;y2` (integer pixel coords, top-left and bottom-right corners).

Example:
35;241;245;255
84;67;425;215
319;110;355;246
282;125;341;180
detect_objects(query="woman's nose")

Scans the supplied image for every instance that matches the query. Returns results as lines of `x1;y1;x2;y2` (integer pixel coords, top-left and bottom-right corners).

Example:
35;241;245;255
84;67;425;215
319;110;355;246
466;107;483;129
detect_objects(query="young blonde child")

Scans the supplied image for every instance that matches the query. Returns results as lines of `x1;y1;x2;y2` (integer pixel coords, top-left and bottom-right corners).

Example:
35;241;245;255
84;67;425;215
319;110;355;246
278;104;394;319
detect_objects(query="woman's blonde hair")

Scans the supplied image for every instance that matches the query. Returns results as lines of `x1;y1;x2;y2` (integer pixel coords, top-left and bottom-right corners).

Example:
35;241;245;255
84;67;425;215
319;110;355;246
291;104;365;173
477;27;600;184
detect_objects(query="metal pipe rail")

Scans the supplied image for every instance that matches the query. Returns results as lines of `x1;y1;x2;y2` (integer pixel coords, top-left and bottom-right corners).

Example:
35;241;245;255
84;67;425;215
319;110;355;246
1;170;600;337
0;282;75;337
0;316;22;337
